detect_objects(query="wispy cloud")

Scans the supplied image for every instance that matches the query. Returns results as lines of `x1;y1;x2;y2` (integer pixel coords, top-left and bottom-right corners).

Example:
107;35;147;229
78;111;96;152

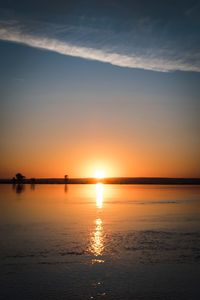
0;18;200;72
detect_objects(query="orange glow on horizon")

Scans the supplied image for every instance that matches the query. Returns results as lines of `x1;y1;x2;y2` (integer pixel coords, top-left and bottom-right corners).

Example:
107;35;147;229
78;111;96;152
0;142;199;178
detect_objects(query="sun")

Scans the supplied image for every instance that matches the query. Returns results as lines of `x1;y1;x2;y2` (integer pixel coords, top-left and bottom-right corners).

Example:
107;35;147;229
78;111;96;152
94;170;105;179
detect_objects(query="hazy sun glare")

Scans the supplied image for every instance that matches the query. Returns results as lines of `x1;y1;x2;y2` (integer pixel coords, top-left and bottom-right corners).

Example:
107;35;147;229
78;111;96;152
94;170;105;179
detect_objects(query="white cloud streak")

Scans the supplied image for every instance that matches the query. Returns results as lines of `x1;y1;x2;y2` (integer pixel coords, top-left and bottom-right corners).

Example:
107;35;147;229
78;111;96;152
0;24;200;72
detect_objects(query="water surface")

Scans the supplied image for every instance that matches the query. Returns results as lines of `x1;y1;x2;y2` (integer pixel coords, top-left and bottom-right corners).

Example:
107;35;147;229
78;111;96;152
0;184;200;299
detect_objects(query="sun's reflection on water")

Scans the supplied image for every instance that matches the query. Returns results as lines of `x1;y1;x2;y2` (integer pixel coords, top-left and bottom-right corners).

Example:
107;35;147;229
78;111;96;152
88;184;105;260
90;218;104;256
96;183;104;209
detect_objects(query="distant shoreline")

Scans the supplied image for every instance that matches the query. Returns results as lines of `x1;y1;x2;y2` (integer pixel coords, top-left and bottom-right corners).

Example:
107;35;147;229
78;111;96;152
0;177;200;185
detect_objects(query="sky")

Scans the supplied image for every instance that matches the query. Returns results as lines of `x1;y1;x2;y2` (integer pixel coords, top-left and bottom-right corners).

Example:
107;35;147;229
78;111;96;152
0;0;200;178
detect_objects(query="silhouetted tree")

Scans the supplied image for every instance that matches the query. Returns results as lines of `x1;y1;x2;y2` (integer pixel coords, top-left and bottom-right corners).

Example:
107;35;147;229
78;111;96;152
64;175;68;183
12;177;16;184
15;173;25;183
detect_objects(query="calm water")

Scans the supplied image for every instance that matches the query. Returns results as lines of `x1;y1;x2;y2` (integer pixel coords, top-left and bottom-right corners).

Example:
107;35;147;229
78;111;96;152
0;184;200;300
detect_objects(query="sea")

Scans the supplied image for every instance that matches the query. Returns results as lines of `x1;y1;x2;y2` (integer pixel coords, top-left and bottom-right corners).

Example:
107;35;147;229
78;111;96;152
0;184;200;300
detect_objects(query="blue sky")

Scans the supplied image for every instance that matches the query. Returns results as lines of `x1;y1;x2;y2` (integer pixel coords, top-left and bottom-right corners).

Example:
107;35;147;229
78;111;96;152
0;0;200;177
1;0;200;72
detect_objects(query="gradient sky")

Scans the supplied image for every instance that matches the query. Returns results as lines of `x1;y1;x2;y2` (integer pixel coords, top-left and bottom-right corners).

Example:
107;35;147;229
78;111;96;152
0;0;200;178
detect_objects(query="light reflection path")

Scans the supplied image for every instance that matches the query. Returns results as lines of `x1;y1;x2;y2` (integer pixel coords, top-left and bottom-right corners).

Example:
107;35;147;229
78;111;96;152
95;183;104;209
90;218;104;257
88;184;105;261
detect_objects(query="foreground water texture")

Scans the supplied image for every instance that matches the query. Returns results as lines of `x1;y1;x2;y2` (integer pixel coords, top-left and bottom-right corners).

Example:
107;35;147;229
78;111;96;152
0;184;200;300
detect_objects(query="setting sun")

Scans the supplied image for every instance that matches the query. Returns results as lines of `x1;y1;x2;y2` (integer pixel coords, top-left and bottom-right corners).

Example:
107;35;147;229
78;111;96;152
94;170;105;179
